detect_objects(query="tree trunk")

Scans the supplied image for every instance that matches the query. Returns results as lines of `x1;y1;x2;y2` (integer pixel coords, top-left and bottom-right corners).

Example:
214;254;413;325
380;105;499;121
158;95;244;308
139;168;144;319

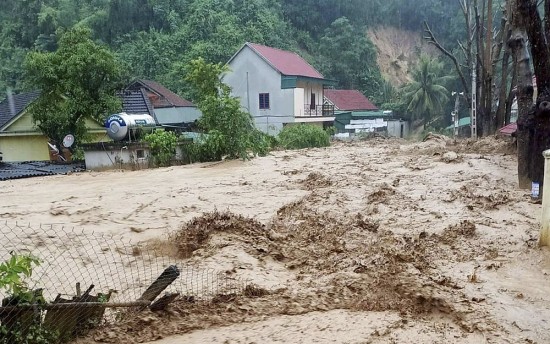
508;29;533;189
511;0;550;191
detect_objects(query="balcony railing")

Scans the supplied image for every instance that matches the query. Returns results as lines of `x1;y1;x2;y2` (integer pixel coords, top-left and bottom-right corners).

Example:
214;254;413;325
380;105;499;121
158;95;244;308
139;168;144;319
301;104;335;117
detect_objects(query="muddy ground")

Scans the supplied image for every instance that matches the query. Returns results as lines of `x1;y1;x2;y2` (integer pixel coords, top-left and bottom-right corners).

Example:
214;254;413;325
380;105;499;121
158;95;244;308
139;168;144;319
2;136;550;343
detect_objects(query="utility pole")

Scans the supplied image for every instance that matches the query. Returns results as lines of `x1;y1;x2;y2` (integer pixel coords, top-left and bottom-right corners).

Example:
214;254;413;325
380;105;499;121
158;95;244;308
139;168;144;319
471;61;477;139
451;92;463;137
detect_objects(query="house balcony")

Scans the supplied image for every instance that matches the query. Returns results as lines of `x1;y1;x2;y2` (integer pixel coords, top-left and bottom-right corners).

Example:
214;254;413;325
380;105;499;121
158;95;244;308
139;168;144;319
300;104;335;117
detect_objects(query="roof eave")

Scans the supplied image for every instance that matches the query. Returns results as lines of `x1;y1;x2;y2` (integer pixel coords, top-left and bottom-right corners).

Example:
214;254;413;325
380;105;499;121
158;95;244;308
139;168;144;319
281;75;338;89
226;42;249;66
0;109;27;132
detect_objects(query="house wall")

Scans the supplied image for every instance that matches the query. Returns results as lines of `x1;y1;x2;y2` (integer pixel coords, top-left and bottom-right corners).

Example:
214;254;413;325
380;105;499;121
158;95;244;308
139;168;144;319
84;146;150;170
293;88;305;117
0;132;109;162
0;111;110;162
5;112;34;131
0;135;49;161
154;107;202;124
225;46;295;135
295;80;324;110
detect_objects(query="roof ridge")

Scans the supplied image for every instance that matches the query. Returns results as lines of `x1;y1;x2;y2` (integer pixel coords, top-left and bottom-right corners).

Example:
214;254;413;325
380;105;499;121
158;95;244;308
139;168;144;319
246;42;283;75
139;87;158;124
248;42;301;57
245;42;324;79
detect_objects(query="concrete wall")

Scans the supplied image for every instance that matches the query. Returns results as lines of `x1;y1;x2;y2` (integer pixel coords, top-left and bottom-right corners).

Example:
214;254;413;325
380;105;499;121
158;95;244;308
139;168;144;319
154;107;202;124
84;145;150;170
387;120;410;138
296;80;324;110
84;141;192;170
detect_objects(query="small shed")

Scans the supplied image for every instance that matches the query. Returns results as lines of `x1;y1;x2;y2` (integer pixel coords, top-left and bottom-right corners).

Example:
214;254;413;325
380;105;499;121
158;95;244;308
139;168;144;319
334;111;394;134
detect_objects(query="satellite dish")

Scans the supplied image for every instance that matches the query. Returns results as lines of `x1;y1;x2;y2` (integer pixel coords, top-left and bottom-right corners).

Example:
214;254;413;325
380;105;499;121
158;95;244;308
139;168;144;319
62;134;75;148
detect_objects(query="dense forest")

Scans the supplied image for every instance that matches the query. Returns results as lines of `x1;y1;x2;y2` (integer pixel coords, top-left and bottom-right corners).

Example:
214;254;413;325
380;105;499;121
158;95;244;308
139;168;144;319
1;1;465;107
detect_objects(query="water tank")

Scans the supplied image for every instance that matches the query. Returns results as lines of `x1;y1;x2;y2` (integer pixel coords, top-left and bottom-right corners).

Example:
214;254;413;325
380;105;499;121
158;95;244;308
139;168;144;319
105;113;156;141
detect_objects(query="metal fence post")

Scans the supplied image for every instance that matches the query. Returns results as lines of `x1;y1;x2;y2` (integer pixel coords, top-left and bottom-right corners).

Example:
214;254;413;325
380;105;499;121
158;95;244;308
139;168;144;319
540;150;550;246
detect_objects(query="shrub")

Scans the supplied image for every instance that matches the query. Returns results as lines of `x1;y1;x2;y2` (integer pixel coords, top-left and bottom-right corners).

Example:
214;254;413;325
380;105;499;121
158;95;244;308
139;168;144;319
0;253;58;344
187;131;227;162
144;129;178;167
278;124;330;150
185;58;273;162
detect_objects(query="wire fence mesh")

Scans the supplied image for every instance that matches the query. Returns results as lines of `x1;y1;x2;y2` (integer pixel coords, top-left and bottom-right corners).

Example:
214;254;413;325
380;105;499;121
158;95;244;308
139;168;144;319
0;221;247;343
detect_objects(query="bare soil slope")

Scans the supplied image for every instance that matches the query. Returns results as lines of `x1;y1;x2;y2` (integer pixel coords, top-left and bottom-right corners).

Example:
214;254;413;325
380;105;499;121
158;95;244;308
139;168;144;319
368;27;440;87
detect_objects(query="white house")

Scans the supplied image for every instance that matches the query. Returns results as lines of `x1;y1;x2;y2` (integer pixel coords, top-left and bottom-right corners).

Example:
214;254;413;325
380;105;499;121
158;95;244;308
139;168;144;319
224;43;336;135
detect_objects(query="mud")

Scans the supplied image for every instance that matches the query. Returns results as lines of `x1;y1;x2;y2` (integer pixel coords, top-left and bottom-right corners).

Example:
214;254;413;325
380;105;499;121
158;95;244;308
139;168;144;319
3;137;549;344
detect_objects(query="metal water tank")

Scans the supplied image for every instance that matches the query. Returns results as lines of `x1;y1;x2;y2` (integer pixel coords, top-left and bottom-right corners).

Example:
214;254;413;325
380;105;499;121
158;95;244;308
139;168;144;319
105;113;156;141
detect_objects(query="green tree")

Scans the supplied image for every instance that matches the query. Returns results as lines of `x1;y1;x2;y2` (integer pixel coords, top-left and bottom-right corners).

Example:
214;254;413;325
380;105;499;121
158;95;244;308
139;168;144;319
185;58;268;161
116;30;177;82
24;27;123;150
318;17;383;101
401;56;451;125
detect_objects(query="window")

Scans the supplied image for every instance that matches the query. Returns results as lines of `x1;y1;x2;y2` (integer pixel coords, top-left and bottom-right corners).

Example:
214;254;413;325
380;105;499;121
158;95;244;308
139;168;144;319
310;93;316;109
259;93;270;109
136;149;145;159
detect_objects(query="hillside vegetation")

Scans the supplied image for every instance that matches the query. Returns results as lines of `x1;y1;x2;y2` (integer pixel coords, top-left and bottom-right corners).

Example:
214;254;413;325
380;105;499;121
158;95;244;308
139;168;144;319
1;0;464;107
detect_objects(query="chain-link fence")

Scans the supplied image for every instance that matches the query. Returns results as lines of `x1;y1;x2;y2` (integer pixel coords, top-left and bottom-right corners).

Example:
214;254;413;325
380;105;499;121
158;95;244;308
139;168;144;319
0;221;246;343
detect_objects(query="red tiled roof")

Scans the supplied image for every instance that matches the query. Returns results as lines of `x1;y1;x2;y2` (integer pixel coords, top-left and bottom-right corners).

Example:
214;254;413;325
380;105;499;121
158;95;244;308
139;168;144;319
138;80;195;108
247;43;324;79
324;89;378;111
499;122;517;136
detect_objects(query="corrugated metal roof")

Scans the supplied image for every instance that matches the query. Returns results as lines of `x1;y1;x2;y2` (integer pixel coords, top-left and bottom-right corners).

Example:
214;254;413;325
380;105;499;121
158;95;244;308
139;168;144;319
325;90;378;111
247;43;324;79
0;161;85;181
0;91;41;130
446;117;471;129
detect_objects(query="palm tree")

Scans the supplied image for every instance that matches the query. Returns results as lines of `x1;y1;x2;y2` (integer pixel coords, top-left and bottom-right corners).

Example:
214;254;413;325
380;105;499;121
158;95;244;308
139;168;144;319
401;56;451;125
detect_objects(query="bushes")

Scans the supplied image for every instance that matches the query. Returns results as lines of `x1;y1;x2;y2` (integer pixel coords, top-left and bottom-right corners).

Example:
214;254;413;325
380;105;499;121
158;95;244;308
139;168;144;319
144;129;178;167
0;253;58;344
185;58;271;162
278;124;330;150
185;129;271;163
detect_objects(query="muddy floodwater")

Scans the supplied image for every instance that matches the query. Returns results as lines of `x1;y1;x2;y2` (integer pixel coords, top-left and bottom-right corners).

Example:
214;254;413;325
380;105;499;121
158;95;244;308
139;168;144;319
2;136;549;344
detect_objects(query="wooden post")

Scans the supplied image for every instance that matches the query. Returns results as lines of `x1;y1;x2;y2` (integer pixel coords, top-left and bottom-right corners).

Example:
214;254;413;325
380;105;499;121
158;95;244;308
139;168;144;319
149;293;180;312
137;265;180;310
540;149;550;246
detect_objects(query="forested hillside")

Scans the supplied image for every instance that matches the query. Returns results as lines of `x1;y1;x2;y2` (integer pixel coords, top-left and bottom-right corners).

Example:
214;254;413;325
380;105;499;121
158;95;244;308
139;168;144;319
1;0;464;106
